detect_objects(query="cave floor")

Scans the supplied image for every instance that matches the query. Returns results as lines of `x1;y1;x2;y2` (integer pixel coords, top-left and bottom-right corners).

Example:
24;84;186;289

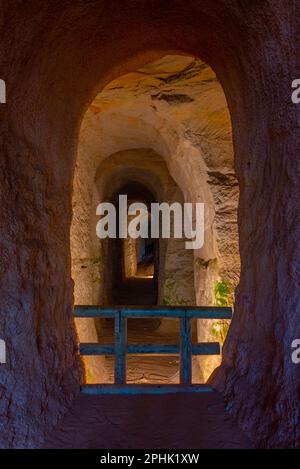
43;392;252;449
54;277;250;449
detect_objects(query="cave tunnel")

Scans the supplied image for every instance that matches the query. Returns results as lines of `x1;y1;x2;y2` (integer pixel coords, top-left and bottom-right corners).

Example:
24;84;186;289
108;181;158;306
1;0;300;451
71;54;238;390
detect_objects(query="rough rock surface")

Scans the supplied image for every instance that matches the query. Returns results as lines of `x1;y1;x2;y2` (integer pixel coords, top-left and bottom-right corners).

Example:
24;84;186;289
0;0;299;449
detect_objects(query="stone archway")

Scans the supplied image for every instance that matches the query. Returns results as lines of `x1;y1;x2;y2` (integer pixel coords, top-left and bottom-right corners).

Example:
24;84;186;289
72;54;239;385
1;1;299;449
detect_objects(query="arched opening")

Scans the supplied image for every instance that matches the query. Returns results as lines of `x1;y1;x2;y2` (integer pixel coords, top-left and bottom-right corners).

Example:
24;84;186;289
71;55;239;385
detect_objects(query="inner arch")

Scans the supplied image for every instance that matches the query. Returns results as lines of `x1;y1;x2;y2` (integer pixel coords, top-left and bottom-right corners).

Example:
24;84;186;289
71;54;239;385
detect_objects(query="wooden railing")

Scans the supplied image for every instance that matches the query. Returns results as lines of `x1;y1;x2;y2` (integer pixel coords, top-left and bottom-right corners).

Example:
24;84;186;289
74;306;232;394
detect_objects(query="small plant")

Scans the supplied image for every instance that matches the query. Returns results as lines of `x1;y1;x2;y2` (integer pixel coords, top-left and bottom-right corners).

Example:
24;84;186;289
211;280;232;345
214;280;231;306
211;320;229;345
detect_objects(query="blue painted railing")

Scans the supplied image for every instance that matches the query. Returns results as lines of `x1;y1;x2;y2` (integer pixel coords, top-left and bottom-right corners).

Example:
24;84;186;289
74;306;232;394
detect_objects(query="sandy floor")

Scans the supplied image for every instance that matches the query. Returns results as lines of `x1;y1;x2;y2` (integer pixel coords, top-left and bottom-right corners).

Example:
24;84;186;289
98;277;202;384
43;392;252;449
96;316;201;384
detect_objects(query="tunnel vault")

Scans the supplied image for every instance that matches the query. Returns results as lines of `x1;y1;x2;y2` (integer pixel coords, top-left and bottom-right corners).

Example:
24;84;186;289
1;0;299;449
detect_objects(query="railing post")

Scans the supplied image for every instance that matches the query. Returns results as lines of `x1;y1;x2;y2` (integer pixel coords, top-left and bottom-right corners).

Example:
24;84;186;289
180;312;192;385
115;310;127;384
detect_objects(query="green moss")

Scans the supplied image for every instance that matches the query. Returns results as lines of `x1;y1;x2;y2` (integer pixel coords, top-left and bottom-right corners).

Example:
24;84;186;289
214;280;231;306
91;256;101;265
163;277;192;306
211;280;232;345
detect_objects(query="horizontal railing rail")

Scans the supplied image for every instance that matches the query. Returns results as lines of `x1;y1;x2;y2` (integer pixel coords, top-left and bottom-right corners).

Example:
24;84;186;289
75;306;232;319
74;306;233;394
79;342;221;356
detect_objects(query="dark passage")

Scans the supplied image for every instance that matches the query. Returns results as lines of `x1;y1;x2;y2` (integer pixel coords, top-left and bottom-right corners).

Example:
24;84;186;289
112;277;156;305
108;181;158;306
